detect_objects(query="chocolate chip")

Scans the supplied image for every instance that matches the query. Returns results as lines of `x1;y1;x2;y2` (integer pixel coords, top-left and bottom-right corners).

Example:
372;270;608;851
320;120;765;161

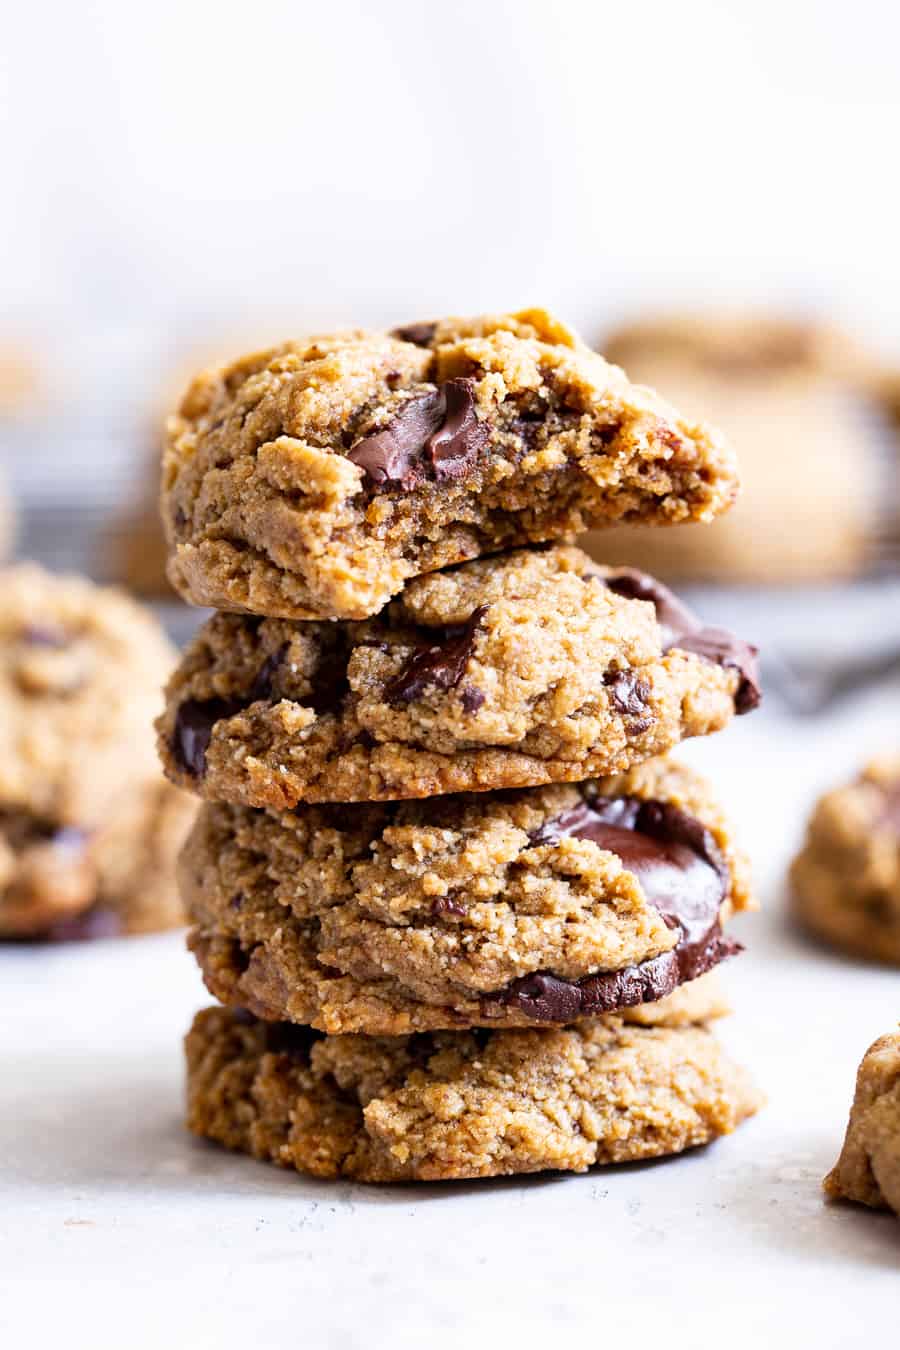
603;567;761;715
172;697;242;776
249;644;289;703
391;321;437;347
263;1021;322;1058
603;669;652;728
385;606;487;705
229;892;245;912
347;378;486;489
431;895;468;919
501;793;737;1020
426;379;488;482
673;629;761;714
460;684;485;713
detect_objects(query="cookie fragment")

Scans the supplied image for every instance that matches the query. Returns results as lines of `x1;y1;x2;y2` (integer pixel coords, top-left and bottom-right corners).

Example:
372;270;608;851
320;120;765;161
185;1005;762;1182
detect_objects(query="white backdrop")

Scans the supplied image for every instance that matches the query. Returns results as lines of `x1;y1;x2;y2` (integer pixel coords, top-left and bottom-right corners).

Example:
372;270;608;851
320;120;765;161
2;0;899;354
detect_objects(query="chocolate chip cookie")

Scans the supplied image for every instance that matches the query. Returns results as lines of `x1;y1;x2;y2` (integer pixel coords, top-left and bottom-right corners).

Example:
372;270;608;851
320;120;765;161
791;758;900;964
157;546;759;809
181;755;751;1034
588;313;887;583
825;1031;900;1213
161;309;739;621
0;564;194;938
185;1004;761;1182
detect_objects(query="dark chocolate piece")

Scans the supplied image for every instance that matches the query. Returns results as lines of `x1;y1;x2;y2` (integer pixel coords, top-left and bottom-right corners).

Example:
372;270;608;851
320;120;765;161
426;379;488;481
347;378;486;489
604;566;761;715
460;685;486;714
431;895;468;919
249;643;290;703
385;607;487;705
487;794;736;1021
391;321;438;347
603;669;652;728
673;628;761;714
172;697;243;777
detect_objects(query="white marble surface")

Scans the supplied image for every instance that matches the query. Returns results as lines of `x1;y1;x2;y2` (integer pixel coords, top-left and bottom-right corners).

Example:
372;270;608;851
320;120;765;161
2;671;899;1349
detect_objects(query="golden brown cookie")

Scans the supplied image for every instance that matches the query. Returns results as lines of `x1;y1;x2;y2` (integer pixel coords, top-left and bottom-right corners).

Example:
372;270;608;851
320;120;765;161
824;1031;900;1213
791;757;900;964
586;313;888;583
185;1005;761;1182
157;547;759;809
161;309;739;621
0;564;194;938
181;756;752;1034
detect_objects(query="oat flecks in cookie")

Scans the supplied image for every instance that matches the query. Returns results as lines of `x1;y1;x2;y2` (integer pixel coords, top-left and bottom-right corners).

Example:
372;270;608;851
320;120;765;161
791;756;900;965
0;564;194;938
180;756;752;1034
156;545;759;809
184;1005;762;1183
825;1031;900;1213
161;309;739;621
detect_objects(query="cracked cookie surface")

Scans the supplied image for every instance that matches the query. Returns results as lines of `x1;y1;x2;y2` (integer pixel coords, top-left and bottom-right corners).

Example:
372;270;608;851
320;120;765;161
0;564;193;937
157;547;759;808
791;757;900;964
161;309;739;620
182;756;752;1034
825;1031;900;1213
185;1005;761;1182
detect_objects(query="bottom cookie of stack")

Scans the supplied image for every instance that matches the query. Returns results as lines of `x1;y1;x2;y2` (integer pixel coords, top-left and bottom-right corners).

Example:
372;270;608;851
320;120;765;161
185;999;761;1183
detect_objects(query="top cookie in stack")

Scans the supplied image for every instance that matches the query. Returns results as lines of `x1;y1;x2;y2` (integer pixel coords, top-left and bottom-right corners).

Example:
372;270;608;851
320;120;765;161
160;308;738;622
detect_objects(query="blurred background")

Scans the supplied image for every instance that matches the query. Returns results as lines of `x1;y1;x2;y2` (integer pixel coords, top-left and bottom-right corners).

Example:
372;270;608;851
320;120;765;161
1;0;899;677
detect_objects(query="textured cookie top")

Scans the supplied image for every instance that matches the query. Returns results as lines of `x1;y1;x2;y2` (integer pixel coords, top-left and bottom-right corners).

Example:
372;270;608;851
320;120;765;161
162;308;739;619
157;547;759;807
182;755;752;1035
0;564;176;825
185;1005;762;1182
825;1031;900;1213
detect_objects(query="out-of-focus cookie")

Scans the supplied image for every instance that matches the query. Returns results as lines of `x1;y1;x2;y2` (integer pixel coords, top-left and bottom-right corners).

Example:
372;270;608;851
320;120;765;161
182;756;752;1034
157;547;759;809
791;757;900;964
0;564;194;938
586;314;888;583
0;475;15;561
185;1004;762;1182
825;1031;900;1213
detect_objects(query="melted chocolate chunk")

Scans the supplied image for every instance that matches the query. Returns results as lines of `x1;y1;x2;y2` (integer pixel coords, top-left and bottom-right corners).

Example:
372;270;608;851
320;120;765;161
391;321;438;347
604;567;761;715
603;669;652;728
487;795;737;1021
347;378;486;489
673;628;761;714
385;607;487;705
426;379;488;481
172;697;243;777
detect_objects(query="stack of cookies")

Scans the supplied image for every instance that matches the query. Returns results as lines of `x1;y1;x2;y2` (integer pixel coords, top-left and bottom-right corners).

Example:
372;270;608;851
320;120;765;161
156;309;763;1182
